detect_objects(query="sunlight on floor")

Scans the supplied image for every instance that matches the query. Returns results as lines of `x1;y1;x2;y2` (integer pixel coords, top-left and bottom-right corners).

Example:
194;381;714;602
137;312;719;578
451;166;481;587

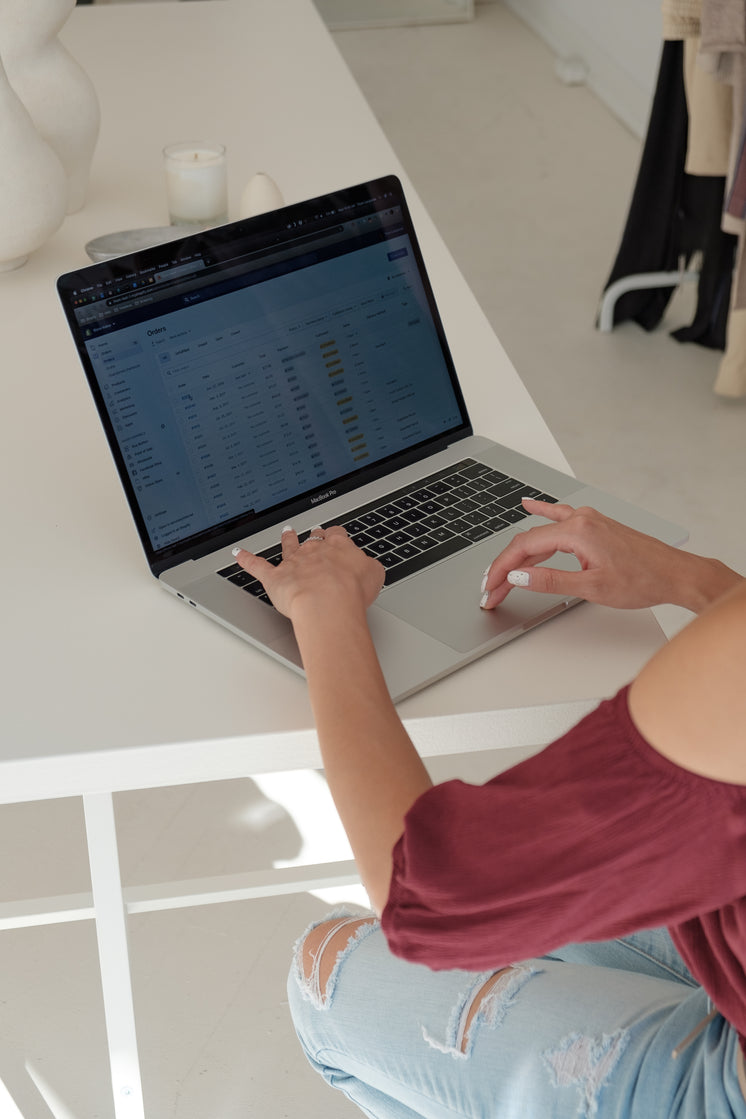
250;771;371;908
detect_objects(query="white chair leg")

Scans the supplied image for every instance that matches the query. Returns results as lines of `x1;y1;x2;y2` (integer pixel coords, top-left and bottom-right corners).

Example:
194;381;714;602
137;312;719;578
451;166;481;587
598;269;700;332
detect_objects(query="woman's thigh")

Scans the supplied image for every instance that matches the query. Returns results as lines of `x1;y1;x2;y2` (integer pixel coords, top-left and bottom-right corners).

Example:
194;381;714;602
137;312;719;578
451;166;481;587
548;927;698;987
288;914;746;1119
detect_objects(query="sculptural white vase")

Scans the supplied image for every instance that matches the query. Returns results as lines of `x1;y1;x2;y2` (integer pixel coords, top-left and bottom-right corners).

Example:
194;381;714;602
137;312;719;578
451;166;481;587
0;51;67;271
0;0;100;213
239;172;284;219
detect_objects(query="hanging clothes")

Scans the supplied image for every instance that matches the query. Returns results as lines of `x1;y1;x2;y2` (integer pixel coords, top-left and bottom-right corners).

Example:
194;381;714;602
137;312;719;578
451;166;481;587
602;40;736;349
601;0;746;397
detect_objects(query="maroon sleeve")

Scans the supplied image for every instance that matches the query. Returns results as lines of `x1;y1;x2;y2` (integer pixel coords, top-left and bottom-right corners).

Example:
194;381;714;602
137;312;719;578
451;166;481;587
381;687;746;971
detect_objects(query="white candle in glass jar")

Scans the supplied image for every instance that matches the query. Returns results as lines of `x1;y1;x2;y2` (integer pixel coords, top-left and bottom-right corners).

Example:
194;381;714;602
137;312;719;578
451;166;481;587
163;141;228;225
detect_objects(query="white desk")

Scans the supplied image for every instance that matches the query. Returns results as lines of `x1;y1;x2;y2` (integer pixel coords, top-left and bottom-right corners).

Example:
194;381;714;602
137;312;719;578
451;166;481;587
0;3;667;1116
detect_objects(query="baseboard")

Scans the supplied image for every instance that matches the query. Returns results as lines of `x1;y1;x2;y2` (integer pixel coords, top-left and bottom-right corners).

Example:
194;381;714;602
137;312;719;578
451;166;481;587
315;0;473;29
502;0;658;139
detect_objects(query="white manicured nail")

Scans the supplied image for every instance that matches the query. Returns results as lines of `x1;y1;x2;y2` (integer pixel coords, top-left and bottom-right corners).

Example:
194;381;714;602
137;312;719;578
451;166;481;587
480;567;490;594
231;546;242;557
281;524;294;534
507;570;530;587
479;592;489;609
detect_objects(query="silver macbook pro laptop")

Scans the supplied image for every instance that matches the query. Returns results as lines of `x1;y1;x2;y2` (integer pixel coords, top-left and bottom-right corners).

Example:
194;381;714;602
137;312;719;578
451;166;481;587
57;176;686;701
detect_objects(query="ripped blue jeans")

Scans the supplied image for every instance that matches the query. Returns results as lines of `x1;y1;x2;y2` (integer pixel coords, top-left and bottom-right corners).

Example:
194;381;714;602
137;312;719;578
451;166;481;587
287;912;746;1119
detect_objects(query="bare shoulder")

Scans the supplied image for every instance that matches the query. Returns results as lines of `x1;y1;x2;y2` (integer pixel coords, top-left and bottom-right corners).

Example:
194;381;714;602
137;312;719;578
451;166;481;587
628;581;746;784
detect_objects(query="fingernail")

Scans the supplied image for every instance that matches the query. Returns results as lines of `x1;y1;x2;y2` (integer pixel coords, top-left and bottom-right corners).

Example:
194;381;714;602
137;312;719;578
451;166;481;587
480;567;490;594
309;525;322;534
507;570;530;587
479;592;489;609
231;546;242;557
281;524;294;534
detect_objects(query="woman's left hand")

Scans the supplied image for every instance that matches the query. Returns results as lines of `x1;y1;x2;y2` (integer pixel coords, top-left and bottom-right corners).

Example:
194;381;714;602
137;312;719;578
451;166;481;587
232;524;385;623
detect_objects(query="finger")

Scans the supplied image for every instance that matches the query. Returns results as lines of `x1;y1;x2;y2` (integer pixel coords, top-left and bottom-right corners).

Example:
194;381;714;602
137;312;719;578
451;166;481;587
484;563;591;608
231;546;276;585
522;498;575;523
484;524;567;589
280;524;301;555
324;524;349;541
301;524;326;545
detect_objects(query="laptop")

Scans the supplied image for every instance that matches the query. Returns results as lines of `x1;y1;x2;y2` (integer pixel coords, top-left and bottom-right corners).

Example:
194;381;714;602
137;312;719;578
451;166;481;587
57;175;686;701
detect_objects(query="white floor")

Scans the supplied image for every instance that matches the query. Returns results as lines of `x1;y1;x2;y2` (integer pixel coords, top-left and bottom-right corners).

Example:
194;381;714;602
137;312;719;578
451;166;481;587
3;4;745;1118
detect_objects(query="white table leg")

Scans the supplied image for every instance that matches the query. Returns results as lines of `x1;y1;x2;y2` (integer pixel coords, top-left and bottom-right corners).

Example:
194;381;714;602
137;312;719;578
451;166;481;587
83;793;144;1119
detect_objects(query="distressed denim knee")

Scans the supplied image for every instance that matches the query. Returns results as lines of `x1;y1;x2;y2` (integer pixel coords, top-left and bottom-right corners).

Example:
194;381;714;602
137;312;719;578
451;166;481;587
291;909;379;1011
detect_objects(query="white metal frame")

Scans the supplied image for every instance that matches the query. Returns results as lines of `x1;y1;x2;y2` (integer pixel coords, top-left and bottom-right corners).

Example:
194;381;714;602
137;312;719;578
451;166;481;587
0;699;596;1119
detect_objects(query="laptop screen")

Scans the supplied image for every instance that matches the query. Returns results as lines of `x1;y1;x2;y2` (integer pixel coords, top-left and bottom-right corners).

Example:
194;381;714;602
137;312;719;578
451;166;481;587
58;177;471;568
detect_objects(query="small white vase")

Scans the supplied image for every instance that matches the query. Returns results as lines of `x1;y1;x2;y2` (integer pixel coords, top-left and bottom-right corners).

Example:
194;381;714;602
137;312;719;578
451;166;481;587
0;0;100;213
238;172;284;219
0;51;67;271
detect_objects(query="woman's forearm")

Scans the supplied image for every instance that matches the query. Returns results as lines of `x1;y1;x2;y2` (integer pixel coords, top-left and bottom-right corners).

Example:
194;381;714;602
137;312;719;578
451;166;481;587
293;599;432;915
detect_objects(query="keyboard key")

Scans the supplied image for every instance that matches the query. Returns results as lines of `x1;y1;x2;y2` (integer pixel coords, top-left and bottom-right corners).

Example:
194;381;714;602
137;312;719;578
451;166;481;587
400;507;427;523
388;530;413;547
485;516;510;532
383;535;470;585
450;483;478;500
439;506;465;522
406;521;431;538
460;461;493;479
228;570;255;587
217;563;242;578
418;500;443;516
416;534;442;550
461;524;492;542
428;526;456;543
366;538;394;555
500;507;530;523
422;514;447;530
367;524;391;539
379;504;401;519
460;509;486;526
393;543;422;561
243;582;266;597
491;477;525;498
384;516;409;532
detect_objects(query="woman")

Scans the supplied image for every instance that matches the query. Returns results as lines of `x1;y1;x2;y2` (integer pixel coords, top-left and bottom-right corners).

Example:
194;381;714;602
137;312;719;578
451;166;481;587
233;497;745;1119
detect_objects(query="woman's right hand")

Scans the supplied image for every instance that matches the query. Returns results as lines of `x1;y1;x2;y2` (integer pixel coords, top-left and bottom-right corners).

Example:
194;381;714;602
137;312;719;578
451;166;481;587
480;499;739;614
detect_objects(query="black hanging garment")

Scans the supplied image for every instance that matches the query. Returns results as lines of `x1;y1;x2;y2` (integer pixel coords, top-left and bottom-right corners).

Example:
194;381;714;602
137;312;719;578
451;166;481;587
601;39;736;349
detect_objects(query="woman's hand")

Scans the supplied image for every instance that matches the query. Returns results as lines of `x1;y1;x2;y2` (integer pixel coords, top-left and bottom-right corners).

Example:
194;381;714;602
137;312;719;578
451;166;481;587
481;499;740;614
232;524;385;623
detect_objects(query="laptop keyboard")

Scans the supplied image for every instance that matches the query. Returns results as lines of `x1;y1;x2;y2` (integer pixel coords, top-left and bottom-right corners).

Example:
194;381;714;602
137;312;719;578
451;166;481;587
216;458;557;605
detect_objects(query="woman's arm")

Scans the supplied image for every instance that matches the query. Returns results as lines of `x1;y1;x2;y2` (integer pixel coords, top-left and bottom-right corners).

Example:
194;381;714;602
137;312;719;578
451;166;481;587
234;526;432;914
629;578;746;784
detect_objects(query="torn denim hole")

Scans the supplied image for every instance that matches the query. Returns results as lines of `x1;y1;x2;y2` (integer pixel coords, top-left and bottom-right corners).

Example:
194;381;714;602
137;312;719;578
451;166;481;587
423;963;541;1060
543;1029;630;1119
292;906;379;1011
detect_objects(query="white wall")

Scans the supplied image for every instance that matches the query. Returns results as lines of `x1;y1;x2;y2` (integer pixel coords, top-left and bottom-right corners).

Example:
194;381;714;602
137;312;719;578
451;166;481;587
500;0;663;138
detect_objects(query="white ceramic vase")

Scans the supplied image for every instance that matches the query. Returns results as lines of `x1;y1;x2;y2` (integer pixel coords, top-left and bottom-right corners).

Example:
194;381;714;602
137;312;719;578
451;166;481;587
0;0;100;213
239;172;284;219
0;50;67;271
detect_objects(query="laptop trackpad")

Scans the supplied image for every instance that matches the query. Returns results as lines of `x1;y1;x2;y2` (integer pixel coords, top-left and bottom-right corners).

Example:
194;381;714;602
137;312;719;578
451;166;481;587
378;541;578;653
